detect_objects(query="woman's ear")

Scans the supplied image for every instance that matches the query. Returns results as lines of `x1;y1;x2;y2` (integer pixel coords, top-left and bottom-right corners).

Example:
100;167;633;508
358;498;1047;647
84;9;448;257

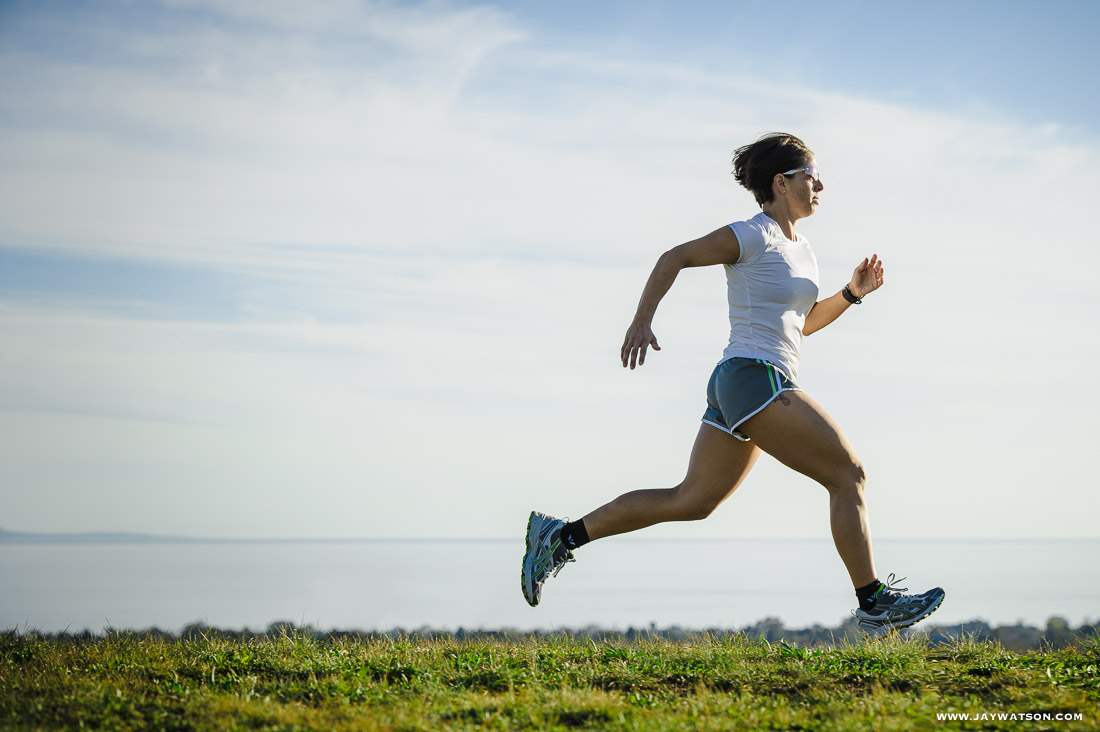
773;173;786;197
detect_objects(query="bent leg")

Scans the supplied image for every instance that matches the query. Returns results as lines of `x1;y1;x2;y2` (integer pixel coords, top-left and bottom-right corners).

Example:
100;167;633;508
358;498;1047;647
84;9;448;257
738;390;877;587
581;424;761;542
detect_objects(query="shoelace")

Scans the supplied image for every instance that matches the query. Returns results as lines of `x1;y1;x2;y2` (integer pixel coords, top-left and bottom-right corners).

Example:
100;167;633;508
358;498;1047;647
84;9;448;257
875;572;909;602
533;523;575;582
549;548;575;578
533;544;573;581
850;572;911;621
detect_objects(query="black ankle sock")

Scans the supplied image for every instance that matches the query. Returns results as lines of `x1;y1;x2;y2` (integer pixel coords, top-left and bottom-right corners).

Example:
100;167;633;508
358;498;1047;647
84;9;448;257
855;579;882;611
559;519;590;550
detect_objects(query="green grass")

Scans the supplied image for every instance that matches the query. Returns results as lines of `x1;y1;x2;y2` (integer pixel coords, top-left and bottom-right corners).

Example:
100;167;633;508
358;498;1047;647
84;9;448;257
2;630;1097;730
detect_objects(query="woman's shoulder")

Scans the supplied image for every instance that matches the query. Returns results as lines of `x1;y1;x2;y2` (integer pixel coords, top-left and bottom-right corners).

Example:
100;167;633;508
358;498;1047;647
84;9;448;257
726;213;773;265
728;211;770;229
726;212;772;244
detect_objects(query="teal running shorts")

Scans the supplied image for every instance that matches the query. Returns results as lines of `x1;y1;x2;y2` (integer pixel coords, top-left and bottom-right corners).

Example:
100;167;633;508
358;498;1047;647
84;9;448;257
701;357;799;441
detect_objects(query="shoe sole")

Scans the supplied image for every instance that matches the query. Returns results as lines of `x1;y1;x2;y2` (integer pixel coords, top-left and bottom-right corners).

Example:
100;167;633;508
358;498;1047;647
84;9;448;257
860;591;945;633
520;511;541;607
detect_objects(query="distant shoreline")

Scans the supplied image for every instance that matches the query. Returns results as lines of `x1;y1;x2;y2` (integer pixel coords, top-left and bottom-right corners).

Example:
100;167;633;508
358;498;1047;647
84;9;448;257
2;529;1098;544
4;617;1097;652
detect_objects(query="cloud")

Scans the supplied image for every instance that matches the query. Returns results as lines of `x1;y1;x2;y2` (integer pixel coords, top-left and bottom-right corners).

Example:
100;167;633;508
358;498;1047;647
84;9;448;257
1;1;1097;538
2;2;1096;278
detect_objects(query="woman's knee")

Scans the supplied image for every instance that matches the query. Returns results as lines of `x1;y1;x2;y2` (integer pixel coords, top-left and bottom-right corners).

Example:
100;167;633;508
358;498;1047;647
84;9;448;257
670;481;724;521
824;460;867;497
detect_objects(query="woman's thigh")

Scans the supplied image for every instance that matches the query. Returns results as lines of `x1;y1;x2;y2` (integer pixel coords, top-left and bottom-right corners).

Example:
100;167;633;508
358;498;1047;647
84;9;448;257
677;423;762;512
737;390;862;490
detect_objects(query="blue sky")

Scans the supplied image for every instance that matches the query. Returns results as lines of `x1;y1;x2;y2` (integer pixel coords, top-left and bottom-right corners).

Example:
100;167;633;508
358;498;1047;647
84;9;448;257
1;0;1098;540
5;1;1099;141
0;246;242;321
5;0;1099;308
509;0;1100;129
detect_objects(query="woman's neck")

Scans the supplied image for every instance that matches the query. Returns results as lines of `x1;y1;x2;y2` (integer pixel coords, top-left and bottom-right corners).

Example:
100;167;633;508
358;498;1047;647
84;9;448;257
761;204;797;240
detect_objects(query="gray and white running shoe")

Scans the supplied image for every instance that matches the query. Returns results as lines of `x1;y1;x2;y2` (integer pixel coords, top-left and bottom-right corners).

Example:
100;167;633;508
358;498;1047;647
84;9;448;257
521;511;575;607
853;573;946;631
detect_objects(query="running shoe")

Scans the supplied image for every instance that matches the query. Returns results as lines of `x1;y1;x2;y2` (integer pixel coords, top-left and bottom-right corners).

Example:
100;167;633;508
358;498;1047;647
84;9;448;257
853;573;945;631
521;511;575;607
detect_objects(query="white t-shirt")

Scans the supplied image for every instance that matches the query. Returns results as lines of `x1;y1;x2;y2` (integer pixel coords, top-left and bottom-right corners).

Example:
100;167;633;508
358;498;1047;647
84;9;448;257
720;211;820;382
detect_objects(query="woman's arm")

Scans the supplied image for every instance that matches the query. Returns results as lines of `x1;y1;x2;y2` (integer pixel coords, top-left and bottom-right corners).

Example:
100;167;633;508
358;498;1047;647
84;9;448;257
621;226;741;369
803;254;884;336
802;289;854;336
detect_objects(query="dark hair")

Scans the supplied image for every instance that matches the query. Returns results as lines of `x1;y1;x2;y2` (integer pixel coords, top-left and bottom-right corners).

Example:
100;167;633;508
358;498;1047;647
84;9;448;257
732;132;814;205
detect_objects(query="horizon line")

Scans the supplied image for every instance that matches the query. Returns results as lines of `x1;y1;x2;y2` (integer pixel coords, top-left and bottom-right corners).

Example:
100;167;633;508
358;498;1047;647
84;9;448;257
2;528;1098;544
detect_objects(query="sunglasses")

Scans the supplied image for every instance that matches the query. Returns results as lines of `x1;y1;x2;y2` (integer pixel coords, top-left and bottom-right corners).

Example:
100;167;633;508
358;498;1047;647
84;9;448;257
782;164;822;184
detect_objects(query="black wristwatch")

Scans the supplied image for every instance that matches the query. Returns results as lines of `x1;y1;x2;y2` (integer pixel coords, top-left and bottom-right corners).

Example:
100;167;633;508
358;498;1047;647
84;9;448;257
842;284;862;304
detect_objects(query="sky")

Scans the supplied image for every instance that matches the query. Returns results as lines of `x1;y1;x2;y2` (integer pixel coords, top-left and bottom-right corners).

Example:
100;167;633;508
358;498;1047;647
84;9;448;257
1;0;1098;540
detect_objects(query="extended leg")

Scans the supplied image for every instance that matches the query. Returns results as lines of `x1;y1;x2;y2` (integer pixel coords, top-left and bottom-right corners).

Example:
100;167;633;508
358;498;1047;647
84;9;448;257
580;423;761;542
521;423;759;606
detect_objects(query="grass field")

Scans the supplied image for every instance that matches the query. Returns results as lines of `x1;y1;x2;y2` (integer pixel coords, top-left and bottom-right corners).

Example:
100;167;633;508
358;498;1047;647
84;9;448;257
2;630;1096;730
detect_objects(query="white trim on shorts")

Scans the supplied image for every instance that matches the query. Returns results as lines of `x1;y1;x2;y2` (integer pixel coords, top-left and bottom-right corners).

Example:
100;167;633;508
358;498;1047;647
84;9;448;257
702;385;801;442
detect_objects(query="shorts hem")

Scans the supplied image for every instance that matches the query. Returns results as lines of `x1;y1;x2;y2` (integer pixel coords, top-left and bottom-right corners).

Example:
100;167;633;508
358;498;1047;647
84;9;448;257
727;386;801;435
701;418;754;442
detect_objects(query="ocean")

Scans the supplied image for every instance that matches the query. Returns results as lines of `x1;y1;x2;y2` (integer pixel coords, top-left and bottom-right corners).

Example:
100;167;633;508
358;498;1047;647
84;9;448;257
2;539;1096;634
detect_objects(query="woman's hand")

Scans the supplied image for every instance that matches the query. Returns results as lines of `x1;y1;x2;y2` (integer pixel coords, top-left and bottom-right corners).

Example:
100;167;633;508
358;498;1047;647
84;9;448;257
620;319;661;369
849;254;885;298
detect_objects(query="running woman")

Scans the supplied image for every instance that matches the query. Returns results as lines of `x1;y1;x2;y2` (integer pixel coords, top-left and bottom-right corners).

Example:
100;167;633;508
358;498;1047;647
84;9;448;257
521;132;944;631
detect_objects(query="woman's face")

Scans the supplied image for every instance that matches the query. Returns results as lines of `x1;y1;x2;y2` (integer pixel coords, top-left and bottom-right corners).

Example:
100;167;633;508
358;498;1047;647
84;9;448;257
778;158;824;217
